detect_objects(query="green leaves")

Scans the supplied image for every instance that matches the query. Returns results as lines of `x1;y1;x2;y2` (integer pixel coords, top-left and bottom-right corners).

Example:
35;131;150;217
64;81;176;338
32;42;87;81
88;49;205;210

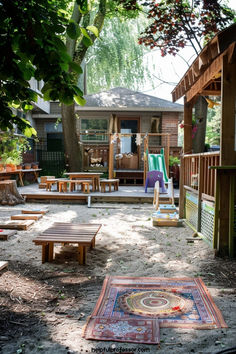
87;25;99;38
81;28;93;46
74;95;86;106
77;0;89;14
69;62;83;74
67;21;81;39
24;126;37;138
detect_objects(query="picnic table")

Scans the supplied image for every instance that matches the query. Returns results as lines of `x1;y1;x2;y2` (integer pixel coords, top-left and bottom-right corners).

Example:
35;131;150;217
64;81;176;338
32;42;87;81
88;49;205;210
65;172;103;192
33;223;102;265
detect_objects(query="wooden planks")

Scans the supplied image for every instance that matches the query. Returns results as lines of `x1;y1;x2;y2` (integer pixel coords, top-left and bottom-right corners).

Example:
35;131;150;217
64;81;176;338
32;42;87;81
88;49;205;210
0;229;17;240
0;261;8;271
21;209;48;215
0;220;34;230
11;214;42;221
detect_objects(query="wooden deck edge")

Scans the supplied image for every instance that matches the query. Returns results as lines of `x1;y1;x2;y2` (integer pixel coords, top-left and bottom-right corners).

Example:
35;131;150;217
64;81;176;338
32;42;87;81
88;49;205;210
22;192;179;205
91;196;154;204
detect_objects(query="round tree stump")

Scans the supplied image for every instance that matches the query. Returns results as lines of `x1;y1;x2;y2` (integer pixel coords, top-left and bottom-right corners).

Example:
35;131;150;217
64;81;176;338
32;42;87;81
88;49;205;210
0;180;25;205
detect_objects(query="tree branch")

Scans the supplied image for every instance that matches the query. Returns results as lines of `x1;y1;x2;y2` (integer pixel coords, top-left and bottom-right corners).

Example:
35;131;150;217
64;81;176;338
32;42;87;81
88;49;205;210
74;0;107;66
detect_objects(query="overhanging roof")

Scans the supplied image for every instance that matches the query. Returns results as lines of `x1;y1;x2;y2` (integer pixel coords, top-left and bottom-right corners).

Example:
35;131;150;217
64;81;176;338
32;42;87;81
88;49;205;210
77;87;183;112
172;23;236;103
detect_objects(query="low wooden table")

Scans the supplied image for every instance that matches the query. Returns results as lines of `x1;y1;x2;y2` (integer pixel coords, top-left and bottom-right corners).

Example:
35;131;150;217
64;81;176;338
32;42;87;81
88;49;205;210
100;179;119;193
33;223;102;265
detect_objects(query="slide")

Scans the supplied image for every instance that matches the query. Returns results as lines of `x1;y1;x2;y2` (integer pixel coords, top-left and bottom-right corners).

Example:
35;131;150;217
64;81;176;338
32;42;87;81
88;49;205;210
148;153;168;183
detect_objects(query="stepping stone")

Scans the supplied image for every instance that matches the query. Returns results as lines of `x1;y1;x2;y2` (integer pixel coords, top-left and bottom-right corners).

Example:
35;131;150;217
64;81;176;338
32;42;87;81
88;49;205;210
0;229;17;241
21;209;48;215
0;261;8;271
11;214;42;221
0;220;35;230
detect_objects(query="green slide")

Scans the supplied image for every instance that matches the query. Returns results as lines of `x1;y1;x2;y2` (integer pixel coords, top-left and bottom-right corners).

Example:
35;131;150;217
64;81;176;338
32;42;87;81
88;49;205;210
148;153;168;183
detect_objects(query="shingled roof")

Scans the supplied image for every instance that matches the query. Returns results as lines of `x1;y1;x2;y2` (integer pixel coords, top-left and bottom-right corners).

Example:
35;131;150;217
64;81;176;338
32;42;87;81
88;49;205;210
76;87;183;112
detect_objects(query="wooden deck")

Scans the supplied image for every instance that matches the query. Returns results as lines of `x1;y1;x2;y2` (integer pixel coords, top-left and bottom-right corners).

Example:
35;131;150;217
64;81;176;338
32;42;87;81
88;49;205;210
19;184;179;205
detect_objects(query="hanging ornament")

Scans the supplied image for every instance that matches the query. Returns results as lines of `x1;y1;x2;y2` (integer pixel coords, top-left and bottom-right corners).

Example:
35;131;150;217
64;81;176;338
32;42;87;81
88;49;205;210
111;133;118;144
135;133;143;146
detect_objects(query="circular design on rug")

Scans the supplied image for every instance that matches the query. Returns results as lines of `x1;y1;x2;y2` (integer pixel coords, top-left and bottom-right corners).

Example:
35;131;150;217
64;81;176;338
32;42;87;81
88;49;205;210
119;291;193;317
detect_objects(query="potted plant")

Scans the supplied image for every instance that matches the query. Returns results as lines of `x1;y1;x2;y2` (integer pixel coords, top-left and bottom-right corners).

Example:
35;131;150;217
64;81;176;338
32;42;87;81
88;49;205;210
24;162;32;169
32;162;39;169
4;157;16;172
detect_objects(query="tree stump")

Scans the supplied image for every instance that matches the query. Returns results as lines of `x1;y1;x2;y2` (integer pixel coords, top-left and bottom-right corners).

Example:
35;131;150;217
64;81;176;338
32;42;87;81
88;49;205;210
0;180;25;205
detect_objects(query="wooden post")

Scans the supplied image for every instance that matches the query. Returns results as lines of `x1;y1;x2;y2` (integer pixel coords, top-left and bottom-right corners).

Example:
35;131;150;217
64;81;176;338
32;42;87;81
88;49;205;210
217;55;236;256
213;170;220;250
166;134;170;178
218;171;230;256
229;174;235;257
179;156;185;218
183;97;193;154
220;55;236;166
108;134;114;179
197;155;204;232
143;135;149;186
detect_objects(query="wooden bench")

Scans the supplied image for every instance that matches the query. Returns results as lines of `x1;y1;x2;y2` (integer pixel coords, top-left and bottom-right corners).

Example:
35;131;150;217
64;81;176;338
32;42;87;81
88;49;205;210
100;179;119;193
33;222;102;265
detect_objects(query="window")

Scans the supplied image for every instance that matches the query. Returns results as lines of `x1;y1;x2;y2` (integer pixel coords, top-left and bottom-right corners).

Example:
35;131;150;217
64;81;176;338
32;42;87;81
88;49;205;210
80;118;108;142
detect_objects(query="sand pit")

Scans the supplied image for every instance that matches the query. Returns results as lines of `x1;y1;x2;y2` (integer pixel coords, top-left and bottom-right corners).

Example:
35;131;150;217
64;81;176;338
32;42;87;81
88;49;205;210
0;203;235;353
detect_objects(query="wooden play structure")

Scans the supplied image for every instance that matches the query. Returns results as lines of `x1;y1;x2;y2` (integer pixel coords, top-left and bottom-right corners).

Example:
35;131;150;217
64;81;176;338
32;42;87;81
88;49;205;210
82;132;173;186
172;23;236;257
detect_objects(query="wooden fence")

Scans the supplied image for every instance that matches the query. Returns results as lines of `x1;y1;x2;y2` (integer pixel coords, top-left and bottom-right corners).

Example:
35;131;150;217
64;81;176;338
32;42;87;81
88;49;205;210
179;152;220;246
181;152;220;198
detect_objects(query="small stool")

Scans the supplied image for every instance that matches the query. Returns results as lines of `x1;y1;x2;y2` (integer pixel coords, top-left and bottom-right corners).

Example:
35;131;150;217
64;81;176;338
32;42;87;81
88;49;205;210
82;181;91;194
58;180;69;192
100;179;119;193
69;179;92;193
46;179;58;191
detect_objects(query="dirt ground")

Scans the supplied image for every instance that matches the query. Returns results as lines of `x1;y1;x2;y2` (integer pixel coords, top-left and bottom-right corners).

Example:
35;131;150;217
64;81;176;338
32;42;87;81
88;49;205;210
0;202;235;354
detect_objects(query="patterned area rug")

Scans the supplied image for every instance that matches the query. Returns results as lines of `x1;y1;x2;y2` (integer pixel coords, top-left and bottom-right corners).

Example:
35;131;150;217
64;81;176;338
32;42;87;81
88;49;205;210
83;276;227;344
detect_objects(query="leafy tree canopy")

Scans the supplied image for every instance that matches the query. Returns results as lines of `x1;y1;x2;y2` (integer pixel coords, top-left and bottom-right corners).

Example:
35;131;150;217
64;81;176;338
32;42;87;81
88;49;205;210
0;0;86;133
0;0;140;133
132;0;235;56
86;15;155;93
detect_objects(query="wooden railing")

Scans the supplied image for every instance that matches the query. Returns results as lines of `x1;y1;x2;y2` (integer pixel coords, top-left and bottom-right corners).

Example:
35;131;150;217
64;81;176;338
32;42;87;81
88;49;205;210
182;152;220;198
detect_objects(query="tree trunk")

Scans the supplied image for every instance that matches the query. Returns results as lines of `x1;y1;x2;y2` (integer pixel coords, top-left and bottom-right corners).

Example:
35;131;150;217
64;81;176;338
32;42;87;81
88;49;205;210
192;96;208;153
0;180;25;205
61;103;83;172
60;0;106;172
